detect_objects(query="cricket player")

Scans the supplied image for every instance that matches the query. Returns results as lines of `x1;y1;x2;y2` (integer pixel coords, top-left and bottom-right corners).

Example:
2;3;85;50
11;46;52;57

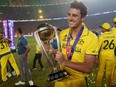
111;17;116;86
96;23;116;87
0;32;20;81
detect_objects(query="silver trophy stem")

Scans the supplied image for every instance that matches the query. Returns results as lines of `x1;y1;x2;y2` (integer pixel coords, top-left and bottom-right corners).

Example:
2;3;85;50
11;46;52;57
54;27;60;51
53;27;60;71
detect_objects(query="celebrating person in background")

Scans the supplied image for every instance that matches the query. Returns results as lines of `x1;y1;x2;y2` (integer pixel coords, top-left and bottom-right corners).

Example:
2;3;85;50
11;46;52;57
32;44;45;71
15;28;34;86
112;17;116;34
111;17;116;86
0;32;20;82
96;23;116;87
54;1;98;87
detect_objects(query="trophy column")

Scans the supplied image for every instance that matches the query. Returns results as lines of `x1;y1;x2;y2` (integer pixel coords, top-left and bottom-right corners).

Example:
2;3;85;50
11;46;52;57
34;23;70;82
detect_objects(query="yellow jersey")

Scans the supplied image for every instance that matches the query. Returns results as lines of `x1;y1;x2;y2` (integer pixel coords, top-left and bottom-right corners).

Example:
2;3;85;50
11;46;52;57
0;39;11;55
36;44;41;54
59;24;98;78
98;31;116;59
112;27;116;34
111;27;116;51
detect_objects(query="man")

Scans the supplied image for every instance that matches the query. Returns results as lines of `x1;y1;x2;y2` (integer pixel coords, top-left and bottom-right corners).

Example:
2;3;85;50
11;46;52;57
15;28;34;86
96;23;116;87
54;1;98;87
32;44;45;71
0;32;20;81
112;17;116;34
111;17;116;86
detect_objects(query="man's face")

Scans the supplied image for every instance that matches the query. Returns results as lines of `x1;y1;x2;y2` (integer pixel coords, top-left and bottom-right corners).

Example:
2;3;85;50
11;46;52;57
0;34;4;40
101;28;106;33
67;8;85;29
16;31;20;38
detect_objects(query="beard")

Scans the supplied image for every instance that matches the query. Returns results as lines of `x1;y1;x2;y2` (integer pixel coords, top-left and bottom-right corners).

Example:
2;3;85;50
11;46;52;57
68;21;76;27
68;21;82;29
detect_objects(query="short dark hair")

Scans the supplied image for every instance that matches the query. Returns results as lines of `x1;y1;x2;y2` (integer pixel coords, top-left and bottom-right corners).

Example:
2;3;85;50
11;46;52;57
57;28;62;31
70;0;87;18
17;27;23;34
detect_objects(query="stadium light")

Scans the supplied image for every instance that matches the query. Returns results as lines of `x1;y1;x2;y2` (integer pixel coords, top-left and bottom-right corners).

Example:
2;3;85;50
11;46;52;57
38;9;42;13
39;15;43;19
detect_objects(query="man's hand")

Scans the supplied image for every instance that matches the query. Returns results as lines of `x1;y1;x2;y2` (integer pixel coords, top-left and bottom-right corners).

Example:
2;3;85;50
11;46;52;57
55;51;66;64
3;38;12;43
94;58;99;67
23;53;27;59
44;44;51;52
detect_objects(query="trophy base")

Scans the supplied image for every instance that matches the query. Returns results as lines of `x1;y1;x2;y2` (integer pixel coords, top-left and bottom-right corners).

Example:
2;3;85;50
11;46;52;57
47;70;69;82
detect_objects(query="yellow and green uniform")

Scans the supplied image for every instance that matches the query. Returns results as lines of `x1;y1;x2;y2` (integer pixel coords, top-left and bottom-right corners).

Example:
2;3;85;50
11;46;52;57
112;27;116;34
0;39;20;81
96;31;116;87
55;24;98;87
36;44;41;54
111;27;116;83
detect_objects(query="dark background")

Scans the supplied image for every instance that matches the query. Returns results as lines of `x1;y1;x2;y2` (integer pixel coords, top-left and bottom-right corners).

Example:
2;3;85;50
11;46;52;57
0;0;116;34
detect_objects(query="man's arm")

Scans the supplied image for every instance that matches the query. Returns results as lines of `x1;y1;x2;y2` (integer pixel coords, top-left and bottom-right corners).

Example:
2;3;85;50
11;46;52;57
55;51;95;74
3;38;12;43
24;44;30;57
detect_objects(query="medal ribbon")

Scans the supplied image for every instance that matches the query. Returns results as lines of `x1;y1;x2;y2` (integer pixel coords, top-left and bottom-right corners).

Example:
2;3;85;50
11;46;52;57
66;27;84;60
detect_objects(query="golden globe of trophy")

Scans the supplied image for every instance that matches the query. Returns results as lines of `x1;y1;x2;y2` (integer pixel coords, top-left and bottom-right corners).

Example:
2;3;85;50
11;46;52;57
34;23;69;82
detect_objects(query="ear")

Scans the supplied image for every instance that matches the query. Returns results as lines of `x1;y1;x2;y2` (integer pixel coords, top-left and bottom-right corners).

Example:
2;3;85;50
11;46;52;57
82;16;86;22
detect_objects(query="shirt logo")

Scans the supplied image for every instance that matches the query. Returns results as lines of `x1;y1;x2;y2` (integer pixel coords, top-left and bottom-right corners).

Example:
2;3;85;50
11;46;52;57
62;43;81;53
63;35;68;41
78;39;84;45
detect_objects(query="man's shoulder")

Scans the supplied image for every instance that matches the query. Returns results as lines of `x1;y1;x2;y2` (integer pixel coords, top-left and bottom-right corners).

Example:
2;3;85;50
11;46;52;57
82;31;98;44
21;36;27;41
61;28;69;32
87;30;98;39
60;28;69;35
112;27;116;30
112;27;116;34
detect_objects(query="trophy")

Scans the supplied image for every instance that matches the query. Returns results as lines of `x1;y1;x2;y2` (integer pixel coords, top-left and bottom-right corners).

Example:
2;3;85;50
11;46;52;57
34;23;69;82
